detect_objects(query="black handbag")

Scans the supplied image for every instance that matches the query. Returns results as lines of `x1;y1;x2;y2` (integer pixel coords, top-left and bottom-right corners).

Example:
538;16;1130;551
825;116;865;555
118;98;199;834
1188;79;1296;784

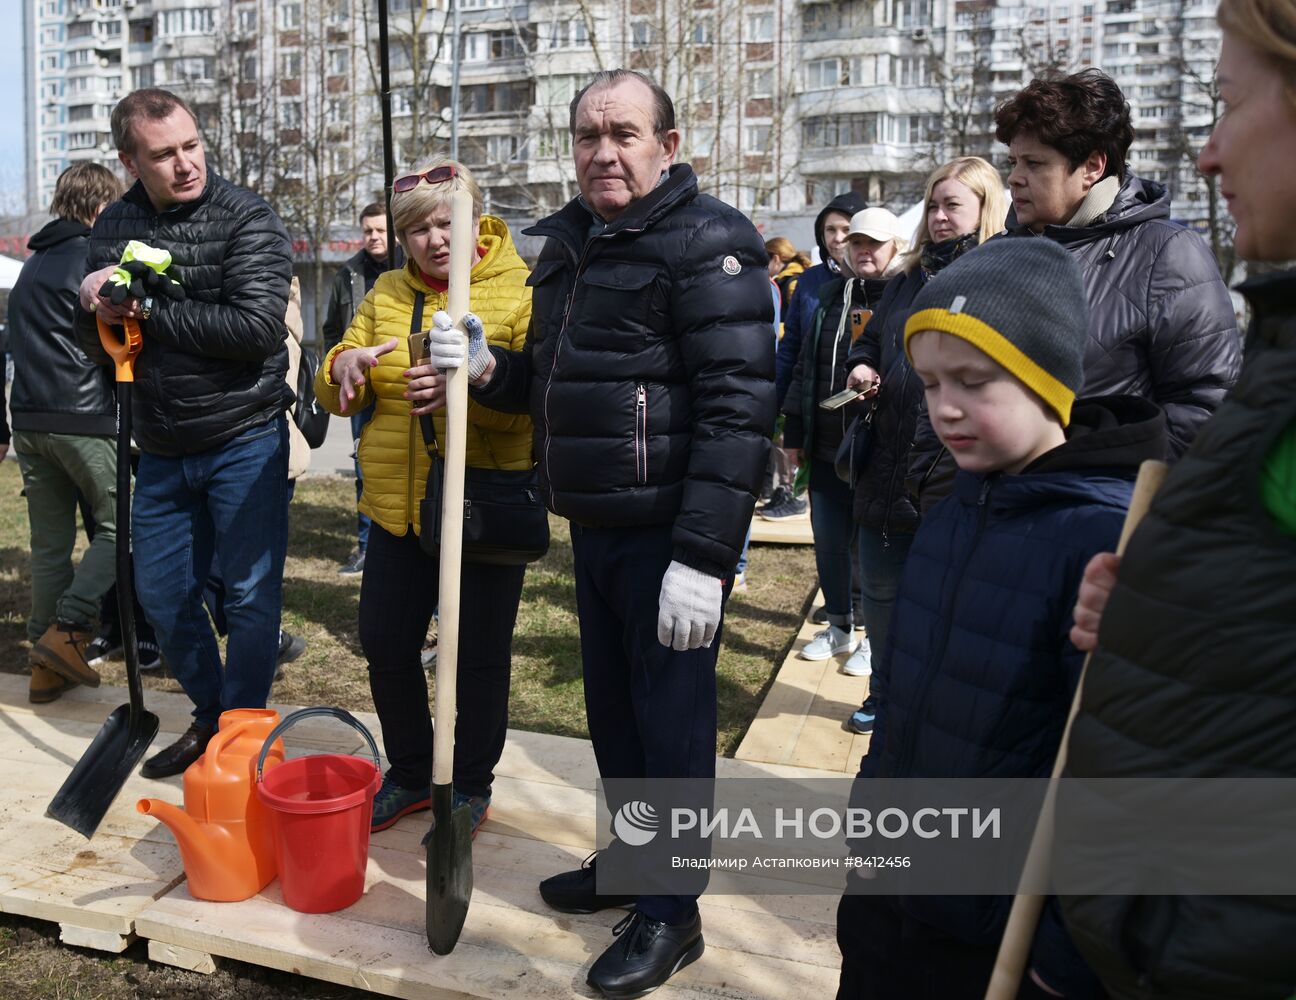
834;397;878;489
409;292;550;566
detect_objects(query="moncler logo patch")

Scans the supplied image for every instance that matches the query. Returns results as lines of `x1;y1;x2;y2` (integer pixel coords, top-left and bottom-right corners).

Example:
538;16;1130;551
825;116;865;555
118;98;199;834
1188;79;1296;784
721;255;741;275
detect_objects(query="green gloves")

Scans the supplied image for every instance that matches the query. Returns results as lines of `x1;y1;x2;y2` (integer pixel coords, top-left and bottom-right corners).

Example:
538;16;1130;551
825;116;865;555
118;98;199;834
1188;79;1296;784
97;240;187;305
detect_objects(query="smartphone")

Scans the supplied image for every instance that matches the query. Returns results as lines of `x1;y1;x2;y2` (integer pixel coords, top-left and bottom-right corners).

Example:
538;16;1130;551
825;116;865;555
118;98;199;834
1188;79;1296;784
820;386;874;411
408;330;429;365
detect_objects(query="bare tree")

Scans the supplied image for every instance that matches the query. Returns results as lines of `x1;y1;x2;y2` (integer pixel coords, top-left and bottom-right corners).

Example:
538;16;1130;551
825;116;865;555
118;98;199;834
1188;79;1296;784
1168;26;1237;281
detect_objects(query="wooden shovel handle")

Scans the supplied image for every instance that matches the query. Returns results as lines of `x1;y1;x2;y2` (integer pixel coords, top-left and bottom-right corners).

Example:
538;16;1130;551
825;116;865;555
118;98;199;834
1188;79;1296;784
985;459;1168;1000
431;189;476;789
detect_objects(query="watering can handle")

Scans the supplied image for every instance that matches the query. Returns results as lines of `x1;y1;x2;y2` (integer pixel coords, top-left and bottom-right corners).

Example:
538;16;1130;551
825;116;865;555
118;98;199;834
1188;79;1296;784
255;707;382;783
97;316;143;383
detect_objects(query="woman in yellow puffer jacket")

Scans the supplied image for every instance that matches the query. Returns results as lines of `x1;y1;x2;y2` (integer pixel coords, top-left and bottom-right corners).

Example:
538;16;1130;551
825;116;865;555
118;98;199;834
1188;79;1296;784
314;158;531;837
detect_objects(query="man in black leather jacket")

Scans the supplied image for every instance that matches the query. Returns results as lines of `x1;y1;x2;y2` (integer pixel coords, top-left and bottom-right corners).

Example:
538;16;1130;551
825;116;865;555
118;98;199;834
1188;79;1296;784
321;202;399;576
74;89;294;779
10;163;123;703
432;69;775;999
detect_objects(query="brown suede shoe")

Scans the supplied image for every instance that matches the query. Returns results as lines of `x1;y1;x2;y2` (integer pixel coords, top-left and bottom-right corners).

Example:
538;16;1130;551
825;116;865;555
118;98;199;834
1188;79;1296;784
29;662;77;704
32;622;102;688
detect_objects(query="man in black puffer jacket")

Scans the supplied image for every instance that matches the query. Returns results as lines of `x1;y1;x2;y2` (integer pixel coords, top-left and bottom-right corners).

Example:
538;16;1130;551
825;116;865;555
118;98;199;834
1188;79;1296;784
995;70;1240;458
438;69;774;998
10;163;123;704
73;89;294;780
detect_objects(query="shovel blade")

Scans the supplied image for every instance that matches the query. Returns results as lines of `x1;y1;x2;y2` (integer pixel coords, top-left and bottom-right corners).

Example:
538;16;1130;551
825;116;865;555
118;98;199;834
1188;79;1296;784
46;704;161;839
426;783;473;955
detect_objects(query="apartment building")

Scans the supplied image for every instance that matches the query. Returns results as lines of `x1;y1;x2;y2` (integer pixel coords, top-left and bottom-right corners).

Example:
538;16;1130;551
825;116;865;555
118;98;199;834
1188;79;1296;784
24;0;1222;236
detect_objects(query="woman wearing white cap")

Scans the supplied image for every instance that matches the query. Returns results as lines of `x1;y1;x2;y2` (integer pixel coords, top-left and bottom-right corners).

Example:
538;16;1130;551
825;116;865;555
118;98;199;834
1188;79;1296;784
779;206;907;665
840;156;1007;730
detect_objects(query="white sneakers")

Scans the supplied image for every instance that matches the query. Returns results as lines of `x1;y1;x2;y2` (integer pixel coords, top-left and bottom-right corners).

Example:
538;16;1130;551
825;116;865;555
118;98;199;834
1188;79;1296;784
842;641;872;677
799;625;858;661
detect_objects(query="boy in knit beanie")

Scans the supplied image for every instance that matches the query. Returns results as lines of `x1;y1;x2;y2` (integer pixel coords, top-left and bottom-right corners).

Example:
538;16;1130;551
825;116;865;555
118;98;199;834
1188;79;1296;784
836;238;1166;1000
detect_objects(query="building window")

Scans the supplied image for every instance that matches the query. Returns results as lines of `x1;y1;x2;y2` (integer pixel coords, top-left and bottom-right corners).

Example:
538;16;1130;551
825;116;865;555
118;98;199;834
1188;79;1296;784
805;58;843;90
631;21;653;47
237;7;257;33
280;51;302;78
487;134;524;163
747;68;773;98
745;12;773;41
328;48;349;75
490;29;527;59
462;33;487;62
745;123;772;150
802;113;878;148
692;17;713;44
280;101;302;128
158;7;215;36
279;2;302;29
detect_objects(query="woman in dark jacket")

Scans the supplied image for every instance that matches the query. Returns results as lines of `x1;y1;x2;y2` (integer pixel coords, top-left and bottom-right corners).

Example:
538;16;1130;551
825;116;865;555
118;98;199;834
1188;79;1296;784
782;208;907;666
994;69;1241;458
841;156;1007;728
1060;2;1296;995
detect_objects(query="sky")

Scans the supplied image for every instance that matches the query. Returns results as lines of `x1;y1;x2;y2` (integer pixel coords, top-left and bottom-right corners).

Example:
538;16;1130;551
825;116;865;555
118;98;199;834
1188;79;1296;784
0;3;26;213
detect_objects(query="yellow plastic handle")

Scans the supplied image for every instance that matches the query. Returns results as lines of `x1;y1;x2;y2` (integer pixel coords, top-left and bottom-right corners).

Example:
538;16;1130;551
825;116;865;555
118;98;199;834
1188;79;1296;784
97;315;143;383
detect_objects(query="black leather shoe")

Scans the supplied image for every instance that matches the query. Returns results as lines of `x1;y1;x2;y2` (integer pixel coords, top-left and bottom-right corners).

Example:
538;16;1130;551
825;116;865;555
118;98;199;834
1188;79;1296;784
140;722;216;779
587;909;704;998
539;851;637;914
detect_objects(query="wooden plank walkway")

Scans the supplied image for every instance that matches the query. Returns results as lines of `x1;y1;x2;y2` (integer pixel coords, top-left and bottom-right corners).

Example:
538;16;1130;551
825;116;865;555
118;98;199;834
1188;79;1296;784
735;592;872;774
748;514;813;547
0;671;843;998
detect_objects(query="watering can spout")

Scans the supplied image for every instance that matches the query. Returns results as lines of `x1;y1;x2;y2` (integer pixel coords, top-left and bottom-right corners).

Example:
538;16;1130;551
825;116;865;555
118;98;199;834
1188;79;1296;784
137;798;226;874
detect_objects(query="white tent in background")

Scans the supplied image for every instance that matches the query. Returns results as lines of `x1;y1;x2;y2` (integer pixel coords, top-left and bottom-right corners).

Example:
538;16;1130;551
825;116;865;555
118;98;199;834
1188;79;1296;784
0;255;23;291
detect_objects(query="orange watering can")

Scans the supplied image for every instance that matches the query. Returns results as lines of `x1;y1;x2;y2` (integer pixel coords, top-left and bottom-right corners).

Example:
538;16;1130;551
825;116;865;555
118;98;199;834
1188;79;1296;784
138;708;286;902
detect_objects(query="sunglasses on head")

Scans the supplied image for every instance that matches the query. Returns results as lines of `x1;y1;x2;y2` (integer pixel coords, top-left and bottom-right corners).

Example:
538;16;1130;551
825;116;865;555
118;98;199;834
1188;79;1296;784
392;164;458;193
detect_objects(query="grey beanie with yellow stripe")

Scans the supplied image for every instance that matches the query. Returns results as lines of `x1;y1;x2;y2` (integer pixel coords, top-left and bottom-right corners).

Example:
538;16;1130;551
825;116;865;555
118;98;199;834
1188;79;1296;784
903;238;1088;426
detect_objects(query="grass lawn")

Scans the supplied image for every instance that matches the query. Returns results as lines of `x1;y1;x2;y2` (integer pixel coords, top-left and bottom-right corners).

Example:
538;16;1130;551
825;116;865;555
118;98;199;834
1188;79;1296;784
0;461;818;756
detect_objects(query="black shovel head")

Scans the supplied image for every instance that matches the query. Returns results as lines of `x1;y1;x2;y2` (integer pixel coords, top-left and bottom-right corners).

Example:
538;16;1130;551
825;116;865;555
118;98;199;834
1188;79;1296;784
426;782;473;955
46;704;160;839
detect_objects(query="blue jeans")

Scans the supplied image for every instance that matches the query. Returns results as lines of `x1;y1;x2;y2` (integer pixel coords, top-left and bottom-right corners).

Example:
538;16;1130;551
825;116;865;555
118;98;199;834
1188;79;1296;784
855;524;915;671
735;523;752;577
809;458;855;626
351;405;375;552
133;418;289;727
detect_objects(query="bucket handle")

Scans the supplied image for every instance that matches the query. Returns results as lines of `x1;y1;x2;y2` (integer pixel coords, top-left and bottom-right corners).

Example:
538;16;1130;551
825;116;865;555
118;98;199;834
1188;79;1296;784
255;707;381;783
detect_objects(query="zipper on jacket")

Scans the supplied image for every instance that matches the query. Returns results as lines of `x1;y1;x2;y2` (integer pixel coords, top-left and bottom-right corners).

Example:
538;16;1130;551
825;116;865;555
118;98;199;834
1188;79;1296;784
634;383;648;485
892;477;993;776
540;225;647;516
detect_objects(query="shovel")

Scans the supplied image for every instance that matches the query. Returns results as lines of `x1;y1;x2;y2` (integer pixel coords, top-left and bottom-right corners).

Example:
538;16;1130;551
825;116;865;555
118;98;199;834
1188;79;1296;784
47;316;161;838
984;459;1168;1000
426;188;477;955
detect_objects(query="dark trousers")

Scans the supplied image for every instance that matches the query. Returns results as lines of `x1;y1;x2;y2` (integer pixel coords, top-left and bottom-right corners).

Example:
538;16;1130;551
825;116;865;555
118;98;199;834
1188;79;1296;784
808;458;856;624
358;523;524;798
570;522;728;926
836;891;1055;1000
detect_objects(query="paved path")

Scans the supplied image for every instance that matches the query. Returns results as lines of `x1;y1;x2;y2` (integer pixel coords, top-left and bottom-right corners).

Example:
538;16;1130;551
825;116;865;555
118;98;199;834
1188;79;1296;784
301;412;357;479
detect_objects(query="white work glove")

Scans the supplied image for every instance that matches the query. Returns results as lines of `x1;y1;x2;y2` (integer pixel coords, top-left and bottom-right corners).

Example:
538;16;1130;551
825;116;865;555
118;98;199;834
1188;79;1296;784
428;309;489;381
656;560;725;651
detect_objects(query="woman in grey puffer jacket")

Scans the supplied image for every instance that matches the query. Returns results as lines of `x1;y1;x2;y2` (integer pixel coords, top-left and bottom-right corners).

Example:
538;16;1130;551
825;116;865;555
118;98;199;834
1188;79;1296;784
994;69;1241;458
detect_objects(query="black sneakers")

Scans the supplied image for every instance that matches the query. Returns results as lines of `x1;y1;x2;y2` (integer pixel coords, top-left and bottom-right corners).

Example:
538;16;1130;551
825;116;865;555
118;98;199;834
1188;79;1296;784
586;909;705;998
757;490;809;520
539;852;637;914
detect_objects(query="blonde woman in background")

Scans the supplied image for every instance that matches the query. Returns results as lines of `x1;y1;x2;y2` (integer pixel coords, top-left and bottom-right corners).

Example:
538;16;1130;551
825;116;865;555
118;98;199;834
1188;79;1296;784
839;156;1007;730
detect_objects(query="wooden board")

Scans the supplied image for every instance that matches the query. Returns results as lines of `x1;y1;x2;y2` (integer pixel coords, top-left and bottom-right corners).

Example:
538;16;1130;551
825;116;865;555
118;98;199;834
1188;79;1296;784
0;670;847;997
748;514;814;546
734;592;872;773
0;674;186;943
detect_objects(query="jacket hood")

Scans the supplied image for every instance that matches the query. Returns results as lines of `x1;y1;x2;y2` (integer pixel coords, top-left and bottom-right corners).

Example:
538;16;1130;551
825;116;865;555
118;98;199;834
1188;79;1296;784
1027;394;1166;475
1006;173;1171;246
402;214;526;294
26;217;91;252
814;191;869;265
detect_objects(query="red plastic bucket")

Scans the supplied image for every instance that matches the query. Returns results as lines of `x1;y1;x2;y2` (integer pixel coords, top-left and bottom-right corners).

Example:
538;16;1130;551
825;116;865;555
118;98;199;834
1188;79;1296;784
254;708;382;914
